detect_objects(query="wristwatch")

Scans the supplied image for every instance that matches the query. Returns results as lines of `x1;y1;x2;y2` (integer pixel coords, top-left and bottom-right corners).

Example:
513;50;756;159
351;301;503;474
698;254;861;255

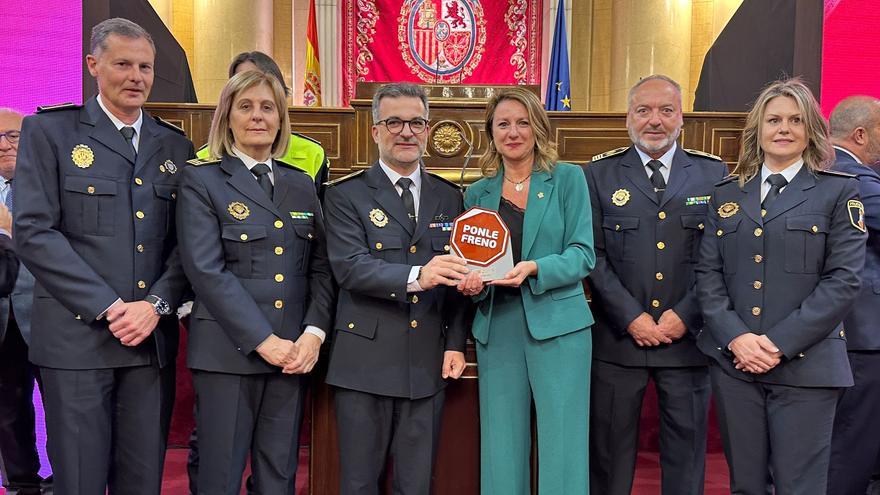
144;295;172;316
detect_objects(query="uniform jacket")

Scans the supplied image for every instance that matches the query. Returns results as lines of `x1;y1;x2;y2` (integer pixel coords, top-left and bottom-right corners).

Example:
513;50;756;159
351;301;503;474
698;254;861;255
177;155;334;374
0;264;33;346
323;162;468;400
585;146;728;367
465;163;595;343
0;234;20;344
696;168;867;387
831;147;880;350
13;97;194;369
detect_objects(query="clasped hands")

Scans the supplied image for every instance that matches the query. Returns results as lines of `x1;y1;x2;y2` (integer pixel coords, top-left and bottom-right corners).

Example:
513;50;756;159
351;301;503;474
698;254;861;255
728;332;782;374
255;333;322;374
106;300;160;347
627;310;687;347
455;260;539;296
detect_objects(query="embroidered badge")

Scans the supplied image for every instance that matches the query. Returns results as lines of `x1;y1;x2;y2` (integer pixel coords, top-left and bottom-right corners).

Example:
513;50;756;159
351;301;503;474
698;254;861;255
227;202;250;221
71;144;94;168
289;211;314;220
686;195;711;206
369;208;388;228
718;202;740;218
433;213;450;222
611;189;630;207
163;160;177;174
848;200;866;232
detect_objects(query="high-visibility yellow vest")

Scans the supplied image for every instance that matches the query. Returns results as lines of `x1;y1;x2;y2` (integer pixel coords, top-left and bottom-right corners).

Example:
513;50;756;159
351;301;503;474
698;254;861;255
196;132;328;184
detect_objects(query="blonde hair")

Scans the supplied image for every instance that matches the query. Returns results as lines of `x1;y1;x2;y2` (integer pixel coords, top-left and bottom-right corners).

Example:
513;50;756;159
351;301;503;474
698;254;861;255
733;78;832;186
478;87;558;177
207;70;290;159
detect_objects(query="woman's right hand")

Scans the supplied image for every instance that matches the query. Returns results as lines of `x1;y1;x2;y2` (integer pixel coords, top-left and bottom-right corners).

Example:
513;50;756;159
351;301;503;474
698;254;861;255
457;270;485;296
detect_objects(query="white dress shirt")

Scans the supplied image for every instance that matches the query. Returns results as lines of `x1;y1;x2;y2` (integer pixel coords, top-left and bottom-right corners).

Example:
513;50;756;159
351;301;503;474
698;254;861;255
635;142;677;184
378;160;426;292
96;94;143;152
760;158;803;201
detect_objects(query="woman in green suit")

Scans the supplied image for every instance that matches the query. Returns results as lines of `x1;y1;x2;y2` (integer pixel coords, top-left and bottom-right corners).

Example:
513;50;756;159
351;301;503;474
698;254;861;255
458;87;595;494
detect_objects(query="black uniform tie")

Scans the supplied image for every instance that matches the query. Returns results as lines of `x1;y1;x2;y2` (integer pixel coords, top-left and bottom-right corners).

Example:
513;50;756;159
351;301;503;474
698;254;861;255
647;160;666;202
120;126;137;160
251;163;273;200
397;177;416;228
762;173;788;210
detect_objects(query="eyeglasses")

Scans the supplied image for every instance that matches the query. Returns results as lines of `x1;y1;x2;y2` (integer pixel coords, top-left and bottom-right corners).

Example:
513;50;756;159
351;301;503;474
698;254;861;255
0;131;20;145
374;118;429;135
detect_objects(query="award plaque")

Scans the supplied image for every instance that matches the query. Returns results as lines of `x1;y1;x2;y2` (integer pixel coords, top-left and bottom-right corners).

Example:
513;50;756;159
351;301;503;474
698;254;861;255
449;206;514;281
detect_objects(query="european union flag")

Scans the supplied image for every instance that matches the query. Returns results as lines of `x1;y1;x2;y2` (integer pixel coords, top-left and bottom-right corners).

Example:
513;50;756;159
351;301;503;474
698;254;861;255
545;0;571;111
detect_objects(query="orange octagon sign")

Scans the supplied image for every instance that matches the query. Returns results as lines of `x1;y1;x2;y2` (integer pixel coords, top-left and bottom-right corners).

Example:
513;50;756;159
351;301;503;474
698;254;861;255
450;207;510;267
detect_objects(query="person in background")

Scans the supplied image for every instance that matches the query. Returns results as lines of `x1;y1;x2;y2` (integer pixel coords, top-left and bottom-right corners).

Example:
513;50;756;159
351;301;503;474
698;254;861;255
696;78;867;495
825;95;880;495
457;87;594;494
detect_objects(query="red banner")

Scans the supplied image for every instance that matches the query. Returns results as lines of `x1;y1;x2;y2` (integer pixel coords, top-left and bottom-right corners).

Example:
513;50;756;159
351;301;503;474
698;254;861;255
342;0;543;105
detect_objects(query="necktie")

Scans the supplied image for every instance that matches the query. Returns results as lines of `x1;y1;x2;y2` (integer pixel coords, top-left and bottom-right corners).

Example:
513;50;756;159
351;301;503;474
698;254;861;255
4;180;13;214
397;177;416;228
647;160;666;202
762;173;788;210
252;163;274;200
120;126;137;160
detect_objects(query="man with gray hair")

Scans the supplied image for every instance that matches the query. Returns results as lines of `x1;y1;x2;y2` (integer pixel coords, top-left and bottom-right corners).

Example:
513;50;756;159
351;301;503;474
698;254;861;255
585;74;728;495
13;17;193;494
322;82;468;494
826;95;880;495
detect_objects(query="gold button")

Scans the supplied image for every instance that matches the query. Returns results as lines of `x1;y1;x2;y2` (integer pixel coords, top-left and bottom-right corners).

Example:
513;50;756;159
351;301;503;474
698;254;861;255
752;307;761;316
412;295;419;304
409;246;417;254
274;246;283;255
753;280;762;289
656;242;665;250
274;220;283;228
87;185;95;194
410;319;418;328
134;177;143;185
274;274;284;282
390;293;396;298
615;224;621;231
655;272;663;281
137;280;146;289
754;254;763;263
658;211;666;220
754;228;763;237
698;223;704;230
348;323;355;329
651;299;660;308
798;352;806;358
75;314;81;320
240;233;248;241
716;229;723;237
811;225;818;234
136;244;144;253
135;211;145;219
761;209;767;217
840;329;846;338
274;300;283;309
444;245;450;252
375;242;383;250
171;192;177;199
307;233;313;239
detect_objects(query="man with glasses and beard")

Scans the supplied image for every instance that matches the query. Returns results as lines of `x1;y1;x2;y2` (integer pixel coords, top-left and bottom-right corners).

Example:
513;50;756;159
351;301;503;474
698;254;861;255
584;75;728;495
322;82;468;495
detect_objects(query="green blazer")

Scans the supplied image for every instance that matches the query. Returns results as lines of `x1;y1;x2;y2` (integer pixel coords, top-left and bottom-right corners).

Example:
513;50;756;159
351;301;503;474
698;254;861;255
464;162;595;344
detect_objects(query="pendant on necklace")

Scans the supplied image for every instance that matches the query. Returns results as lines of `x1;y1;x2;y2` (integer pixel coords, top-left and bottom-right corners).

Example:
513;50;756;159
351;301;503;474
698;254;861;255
515;183;524;192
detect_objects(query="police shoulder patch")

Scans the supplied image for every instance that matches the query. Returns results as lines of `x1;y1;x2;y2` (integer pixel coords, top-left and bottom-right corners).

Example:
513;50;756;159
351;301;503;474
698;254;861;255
186;157;221;167
324;169;365;187
848;199;867;233
427;172;462;191
590;146;630;162
818;169;856;179
36;102;80;113
715;174;738;187
684;148;724;161
154;116;186;136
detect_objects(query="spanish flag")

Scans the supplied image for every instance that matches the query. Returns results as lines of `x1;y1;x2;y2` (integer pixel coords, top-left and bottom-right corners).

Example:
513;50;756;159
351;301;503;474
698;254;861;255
303;0;322;106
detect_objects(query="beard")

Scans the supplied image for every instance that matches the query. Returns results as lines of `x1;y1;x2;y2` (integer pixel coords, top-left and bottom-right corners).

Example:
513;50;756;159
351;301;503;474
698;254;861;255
629;125;682;154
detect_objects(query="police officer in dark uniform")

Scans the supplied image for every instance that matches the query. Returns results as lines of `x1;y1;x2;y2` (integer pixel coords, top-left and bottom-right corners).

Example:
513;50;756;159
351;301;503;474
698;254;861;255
826;95;880;495
586;74;727;495
177;70;334;494
13;18;194;495
323;82;468;495
696;79;867;495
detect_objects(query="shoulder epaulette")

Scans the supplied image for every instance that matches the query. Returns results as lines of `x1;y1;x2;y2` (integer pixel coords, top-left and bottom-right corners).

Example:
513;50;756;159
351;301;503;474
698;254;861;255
291;132;324;148
324;169;365;187
818;169;856;178
275;159;307;174
36;102;79;113
715;174;738;187
684;148;724;161
154;116;186;136
591;146;629;162
427;172;463;190
187;157;221;167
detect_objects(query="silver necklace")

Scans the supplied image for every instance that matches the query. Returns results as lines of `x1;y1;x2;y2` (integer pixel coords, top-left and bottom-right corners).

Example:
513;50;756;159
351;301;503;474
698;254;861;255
504;174;530;192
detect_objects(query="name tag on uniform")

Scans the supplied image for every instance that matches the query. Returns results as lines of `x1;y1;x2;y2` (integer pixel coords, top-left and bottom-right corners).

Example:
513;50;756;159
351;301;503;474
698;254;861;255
289;211;314;221
685;195;711;206
429;222;453;232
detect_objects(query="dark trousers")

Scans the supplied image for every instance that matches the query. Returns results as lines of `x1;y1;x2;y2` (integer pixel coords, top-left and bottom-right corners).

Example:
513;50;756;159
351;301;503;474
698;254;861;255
334;387;445;495
710;364;841;495
40;364;172;495
0;318;42;494
590;359;710;495
192;370;305;495
828;351;880;495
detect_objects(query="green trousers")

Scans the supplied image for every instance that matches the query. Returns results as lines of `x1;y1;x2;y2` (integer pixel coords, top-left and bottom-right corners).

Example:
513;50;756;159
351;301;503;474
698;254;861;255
476;290;591;494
